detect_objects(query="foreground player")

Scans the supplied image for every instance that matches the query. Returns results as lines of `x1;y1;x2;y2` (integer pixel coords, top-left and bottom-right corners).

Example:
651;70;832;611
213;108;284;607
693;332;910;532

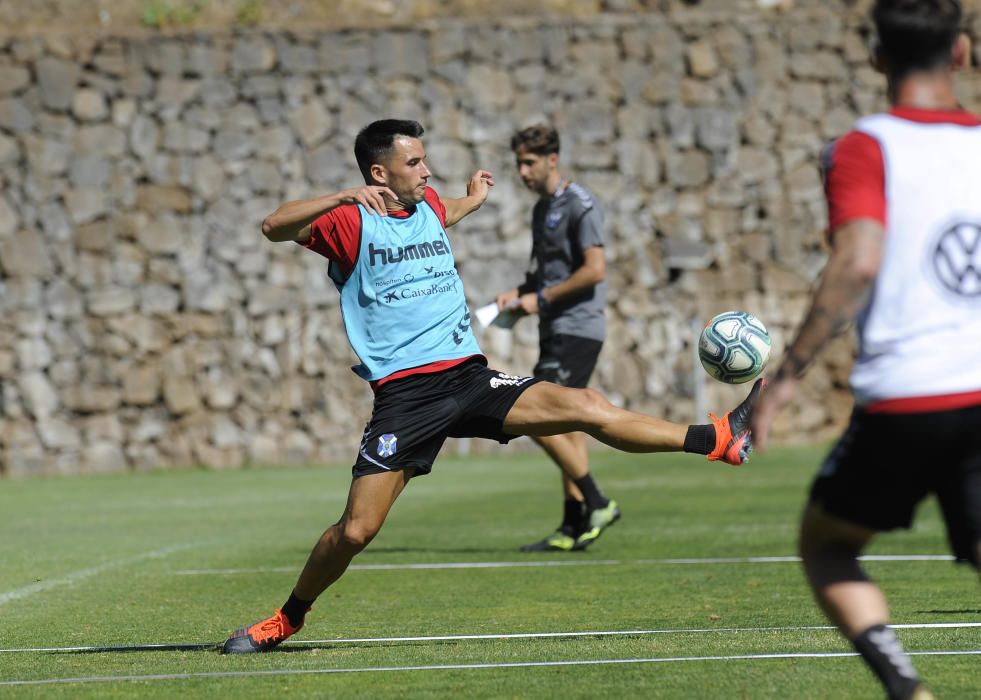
495;124;619;552
750;2;980;698
222;119;762;654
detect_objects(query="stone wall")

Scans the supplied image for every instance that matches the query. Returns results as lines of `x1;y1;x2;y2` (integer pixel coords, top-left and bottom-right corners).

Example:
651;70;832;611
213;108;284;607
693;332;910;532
2;3;980;475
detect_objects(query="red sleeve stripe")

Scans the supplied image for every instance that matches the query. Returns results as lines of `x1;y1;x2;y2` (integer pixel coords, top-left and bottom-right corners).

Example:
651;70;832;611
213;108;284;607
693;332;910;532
423;187;447;228
824;130;886;232
303;205;363;280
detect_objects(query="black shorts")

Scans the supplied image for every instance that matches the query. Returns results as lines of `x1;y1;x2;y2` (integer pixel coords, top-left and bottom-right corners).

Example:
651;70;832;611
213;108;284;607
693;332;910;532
352;358;541;479
533;333;603;389
809;403;981;566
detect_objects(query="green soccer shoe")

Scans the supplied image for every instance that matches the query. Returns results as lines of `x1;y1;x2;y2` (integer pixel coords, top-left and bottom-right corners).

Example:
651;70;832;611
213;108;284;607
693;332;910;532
573;500;621;551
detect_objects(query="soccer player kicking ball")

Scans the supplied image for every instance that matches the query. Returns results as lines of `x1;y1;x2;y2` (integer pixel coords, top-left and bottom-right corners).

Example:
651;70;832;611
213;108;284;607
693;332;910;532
222;119;762;654
750;2;981;699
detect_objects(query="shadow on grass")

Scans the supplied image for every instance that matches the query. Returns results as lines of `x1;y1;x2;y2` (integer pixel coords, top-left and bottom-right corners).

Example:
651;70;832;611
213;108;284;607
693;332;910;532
49;643;219;655
50;639;478;655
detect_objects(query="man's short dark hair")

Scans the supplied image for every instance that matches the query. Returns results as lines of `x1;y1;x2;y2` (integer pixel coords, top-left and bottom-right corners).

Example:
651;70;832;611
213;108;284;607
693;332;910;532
510;124;560;156
873;0;962;78
354;119;425;183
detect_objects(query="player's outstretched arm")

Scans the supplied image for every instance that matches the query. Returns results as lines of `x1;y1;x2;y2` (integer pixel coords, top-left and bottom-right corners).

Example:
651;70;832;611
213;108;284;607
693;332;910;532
443;170;494;227
749;218;884;451
261;186;397;243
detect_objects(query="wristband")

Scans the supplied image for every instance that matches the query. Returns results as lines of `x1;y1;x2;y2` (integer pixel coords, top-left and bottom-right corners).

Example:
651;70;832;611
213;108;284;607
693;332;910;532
537;290;549;310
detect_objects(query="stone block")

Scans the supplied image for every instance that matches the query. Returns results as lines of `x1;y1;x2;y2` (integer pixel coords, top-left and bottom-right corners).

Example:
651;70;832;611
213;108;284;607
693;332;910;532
129;114;160;160
0;97;34;132
65;187;109;224
0;132;19;165
193;442;245;470
16;336;52;371
136;185;193;214
231;36;277;74
36;417;81;450
0;195;20;238
163;122;210;154
63;384;121;413
86;287;135;316
18;372;59;418
0;229;53;278
81;441;128;474
74;124;126;157
36;57;79;110
123;364;161;406
137;216;186;255
72;88;108;121
686;41;718;78
0;63;30;96
662;238;714;270
288;99;334;149
69;154;111;188
213;128;254;160
163;375;201;415
23;134;71;175
666;150;710;188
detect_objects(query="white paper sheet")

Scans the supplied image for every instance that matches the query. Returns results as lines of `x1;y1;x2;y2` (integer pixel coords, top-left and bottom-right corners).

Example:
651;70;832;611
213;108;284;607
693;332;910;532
474;302;519;330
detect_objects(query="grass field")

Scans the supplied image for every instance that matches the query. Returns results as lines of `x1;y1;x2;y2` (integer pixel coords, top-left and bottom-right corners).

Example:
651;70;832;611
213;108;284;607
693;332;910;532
1;445;978;698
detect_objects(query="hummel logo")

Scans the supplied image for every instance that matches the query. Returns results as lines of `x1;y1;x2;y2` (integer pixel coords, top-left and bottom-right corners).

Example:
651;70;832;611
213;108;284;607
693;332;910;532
384;291;398;303
369;240;449;266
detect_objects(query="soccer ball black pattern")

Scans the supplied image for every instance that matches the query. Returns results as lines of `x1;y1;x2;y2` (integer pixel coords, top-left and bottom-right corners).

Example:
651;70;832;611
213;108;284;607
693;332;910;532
698;311;771;384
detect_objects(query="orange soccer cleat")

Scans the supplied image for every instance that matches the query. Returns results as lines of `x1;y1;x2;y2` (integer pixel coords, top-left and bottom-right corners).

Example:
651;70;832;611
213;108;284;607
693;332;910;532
707;378;765;466
221;609;303;654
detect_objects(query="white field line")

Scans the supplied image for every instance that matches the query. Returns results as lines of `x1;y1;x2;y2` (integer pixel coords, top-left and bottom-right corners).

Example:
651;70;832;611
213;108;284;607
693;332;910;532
2;622;978;654
2;650;979;687
0;545;194;606
170;554;956;576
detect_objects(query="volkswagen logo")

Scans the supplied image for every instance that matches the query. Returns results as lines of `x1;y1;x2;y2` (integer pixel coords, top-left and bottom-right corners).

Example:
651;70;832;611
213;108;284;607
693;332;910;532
931;221;981;300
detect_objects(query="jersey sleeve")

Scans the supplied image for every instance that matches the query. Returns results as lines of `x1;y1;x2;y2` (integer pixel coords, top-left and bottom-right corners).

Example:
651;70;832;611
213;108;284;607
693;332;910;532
423;187;447;228
573;204;604;251
822;130;886;235
302;205;362;278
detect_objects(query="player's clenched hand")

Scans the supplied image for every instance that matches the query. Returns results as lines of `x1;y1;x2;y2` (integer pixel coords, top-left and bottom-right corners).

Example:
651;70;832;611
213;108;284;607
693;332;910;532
516;291;539;315
338;186;397;216
495;288;519;311
466;170;495;204
747;376;798;453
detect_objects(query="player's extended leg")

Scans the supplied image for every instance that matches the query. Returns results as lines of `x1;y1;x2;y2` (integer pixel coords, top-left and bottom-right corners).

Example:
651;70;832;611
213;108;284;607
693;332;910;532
521;433;620;552
504;379;762;464
799;504;933;700
221;468;414;654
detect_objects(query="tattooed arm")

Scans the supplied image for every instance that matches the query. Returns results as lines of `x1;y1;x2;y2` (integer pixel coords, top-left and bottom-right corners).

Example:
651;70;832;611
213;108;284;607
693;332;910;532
749;218;885;450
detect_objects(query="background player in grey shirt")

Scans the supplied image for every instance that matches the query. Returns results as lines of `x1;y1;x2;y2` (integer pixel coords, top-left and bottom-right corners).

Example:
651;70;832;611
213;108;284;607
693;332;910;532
495;124;618;551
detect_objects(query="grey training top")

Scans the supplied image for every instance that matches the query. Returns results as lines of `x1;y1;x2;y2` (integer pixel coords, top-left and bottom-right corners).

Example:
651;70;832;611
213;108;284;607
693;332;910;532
518;181;606;342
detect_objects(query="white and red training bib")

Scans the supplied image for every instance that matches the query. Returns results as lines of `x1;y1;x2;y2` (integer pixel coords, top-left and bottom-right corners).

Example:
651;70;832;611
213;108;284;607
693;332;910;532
823;107;981;412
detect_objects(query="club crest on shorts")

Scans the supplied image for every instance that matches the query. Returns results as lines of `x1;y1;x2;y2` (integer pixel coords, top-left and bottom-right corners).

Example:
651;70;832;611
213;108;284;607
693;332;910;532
377;433;398;458
489;372;533;389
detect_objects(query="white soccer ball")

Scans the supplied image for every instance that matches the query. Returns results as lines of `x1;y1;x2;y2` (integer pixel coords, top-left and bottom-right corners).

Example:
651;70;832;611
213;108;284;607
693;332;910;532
698;311;771;384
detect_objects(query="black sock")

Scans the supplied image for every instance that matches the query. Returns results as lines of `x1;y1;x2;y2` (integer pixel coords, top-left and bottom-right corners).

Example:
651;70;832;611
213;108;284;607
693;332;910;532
683;424;715;455
573;474;609;511
560;498;586;536
281;591;313;628
851;625;921;700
